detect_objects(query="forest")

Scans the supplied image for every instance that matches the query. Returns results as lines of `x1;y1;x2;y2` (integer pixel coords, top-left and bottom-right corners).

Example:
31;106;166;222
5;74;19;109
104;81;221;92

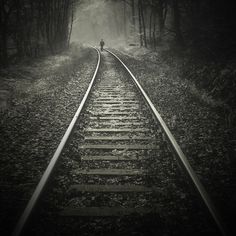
122;0;236;56
1;0;236;110
1;0;236;63
0;0;77;66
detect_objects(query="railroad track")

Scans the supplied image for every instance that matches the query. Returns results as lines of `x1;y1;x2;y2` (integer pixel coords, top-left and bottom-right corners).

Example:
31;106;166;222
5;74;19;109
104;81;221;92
12;48;227;236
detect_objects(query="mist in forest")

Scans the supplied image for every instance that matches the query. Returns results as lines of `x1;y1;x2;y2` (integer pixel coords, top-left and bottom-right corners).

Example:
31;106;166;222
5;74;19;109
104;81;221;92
71;0;127;47
1;0;235;65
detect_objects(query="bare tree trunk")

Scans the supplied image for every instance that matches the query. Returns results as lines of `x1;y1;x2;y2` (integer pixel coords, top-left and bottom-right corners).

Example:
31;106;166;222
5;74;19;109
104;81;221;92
149;9;153;47
123;0;127;41
138;1;143;46
153;11;156;48
113;3;122;37
0;26;8;66
67;1;74;47
191;1;200;47
140;0;147;47
0;4;3;64
131;0;136;35
157;0;165;41
0;0;14;66
0;3;8;65
172;0;184;47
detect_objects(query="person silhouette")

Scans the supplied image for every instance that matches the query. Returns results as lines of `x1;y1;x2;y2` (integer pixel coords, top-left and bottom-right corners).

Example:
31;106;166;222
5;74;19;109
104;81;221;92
100;39;105;51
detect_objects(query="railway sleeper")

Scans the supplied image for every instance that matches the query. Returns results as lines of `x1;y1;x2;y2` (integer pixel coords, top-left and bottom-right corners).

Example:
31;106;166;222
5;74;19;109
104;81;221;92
89;116;141;120
81;155;151;161
67;184;162;193
78;144;159;150
60;206;160;217
73;169;147;176
84;136;154;141
85;128;150;132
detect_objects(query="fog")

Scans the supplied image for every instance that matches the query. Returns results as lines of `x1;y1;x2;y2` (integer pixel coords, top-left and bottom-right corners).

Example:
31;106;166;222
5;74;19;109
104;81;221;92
71;0;128;47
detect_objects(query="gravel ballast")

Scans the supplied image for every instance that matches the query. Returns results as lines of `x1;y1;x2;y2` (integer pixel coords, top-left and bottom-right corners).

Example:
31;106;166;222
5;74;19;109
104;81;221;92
111;47;235;234
1;46;235;235
25;50;219;236
0;46;98;235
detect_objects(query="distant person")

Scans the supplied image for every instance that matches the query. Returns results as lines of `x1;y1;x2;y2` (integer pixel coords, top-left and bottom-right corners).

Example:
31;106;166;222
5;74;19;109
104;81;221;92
100;39;105;51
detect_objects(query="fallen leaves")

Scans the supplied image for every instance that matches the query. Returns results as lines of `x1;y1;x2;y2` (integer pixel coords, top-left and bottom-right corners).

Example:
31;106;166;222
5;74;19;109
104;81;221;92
0;47;97;235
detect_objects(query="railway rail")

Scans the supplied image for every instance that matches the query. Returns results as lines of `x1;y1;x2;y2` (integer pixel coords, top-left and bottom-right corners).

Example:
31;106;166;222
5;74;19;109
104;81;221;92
12;47;227;236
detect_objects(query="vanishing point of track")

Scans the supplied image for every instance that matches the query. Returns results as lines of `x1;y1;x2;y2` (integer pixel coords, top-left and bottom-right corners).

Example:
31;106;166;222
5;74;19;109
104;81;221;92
12;47;227;236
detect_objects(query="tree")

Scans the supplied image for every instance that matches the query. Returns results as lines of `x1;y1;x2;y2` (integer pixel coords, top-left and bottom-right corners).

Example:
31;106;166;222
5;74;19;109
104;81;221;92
0;0;15;66
138;0;147;47
0;0;78;67
172;0;184;47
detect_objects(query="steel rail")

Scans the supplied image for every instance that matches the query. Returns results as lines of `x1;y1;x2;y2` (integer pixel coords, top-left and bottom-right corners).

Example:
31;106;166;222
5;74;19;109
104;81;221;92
12;47;101;236
105;49;227;236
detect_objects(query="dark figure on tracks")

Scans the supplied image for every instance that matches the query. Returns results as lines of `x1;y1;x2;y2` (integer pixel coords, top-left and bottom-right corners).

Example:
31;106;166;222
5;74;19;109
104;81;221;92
100;39;105;51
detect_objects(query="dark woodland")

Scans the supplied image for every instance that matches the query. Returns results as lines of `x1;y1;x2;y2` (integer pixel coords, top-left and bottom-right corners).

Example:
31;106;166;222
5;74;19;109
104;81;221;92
1;0;236;60
0;0;236;235
0;0;75;66
1;0;236;109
